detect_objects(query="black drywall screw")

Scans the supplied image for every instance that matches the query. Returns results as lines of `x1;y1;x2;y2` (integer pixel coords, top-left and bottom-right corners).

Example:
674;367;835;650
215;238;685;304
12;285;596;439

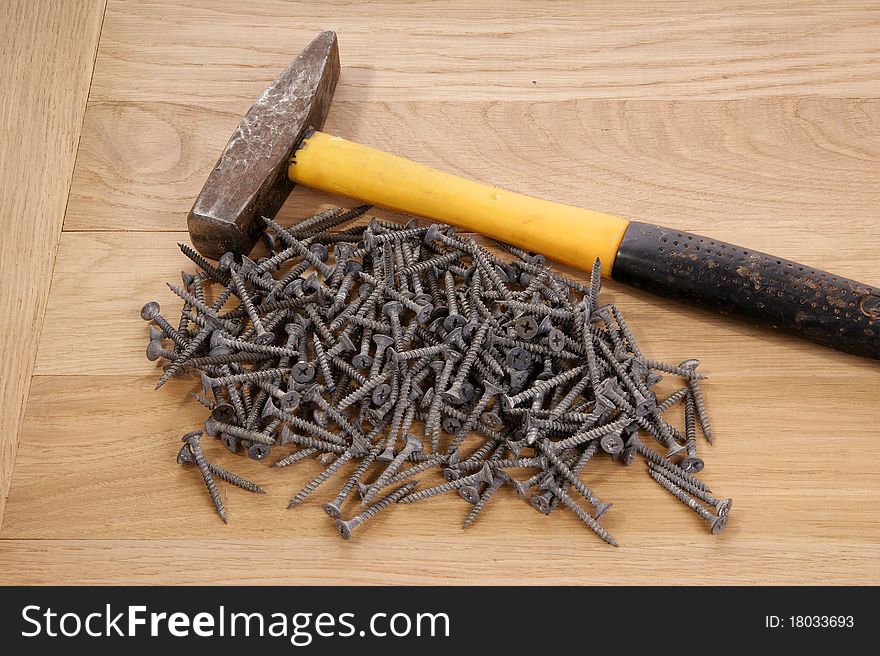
335;481;418;540
399;464;494;503
177;444;266;494
540;476;618;547
539;439;611;518
680;359;713;442
649;469;728;535
680;393;704;473
647;462;731;515
180;431;227;523
462;471;509;529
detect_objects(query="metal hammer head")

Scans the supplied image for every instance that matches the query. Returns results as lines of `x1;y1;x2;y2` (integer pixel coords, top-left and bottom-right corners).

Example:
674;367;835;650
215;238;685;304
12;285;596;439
188;31;340;258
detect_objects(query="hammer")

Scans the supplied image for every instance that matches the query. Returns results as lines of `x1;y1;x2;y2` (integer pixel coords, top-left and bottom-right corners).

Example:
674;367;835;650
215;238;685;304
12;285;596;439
189;31;880;359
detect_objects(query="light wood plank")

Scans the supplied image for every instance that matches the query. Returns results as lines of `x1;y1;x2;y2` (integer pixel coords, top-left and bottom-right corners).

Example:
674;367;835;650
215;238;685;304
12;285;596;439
0;538;876;585
90;0;880;104
0;0;106;528
7;0;880;585
4;228;879;584
31;228;880;378
65;97;880;236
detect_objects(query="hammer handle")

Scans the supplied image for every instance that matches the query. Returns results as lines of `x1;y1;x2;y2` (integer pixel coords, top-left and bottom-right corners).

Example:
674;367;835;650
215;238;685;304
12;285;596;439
291;131;880;359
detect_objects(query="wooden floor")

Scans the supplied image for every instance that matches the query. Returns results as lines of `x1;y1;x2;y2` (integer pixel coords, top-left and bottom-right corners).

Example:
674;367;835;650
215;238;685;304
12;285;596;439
1;0;878;585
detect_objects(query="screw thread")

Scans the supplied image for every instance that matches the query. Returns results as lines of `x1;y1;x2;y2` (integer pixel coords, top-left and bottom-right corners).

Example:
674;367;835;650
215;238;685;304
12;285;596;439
185;439;227;523
312;334;335;392
688;378;713;442
209;463;265;494
353;482;417;523
288;450;355;508
552;416;630;452
178;243;228;282
462;477;504;529
684;393;697;456
645;360;708;380
547;480;617;546
649;469;716;524
656;387;690;412
636;442;710;492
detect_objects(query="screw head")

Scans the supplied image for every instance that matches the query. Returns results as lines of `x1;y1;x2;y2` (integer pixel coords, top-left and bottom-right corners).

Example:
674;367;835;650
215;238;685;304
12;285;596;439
716;498;733;516
600;432;625;455
547;329;566;352
679;358;700;371
322;502;342;519
371;383;392;406
203;417;221;437
481;411;503;428
335;519;354;540
181;430;202;447
211;404;237;424
372;333;394;351
442;313;467;332
506;347;531;371
404;434;424;453
176;444;195;465
594;501;613;519
253;331;276;346
711;513;729;535
377;445;396;463
291;362;316;383
382;301;402;318
351;353;373;370
442;467;460;481
458;485;480;504
419;387;435;409
220;433;240;453
145;339;166;361
680;456;705;473
247;444;271;461
309;242;329;262
423;224;444;244
140;301;161;321
530;493;552;515
414;304;434;324
441;416;462;434
218;252;236;272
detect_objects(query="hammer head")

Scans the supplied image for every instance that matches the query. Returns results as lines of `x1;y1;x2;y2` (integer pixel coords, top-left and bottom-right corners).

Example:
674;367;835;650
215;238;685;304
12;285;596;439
188;31;340;258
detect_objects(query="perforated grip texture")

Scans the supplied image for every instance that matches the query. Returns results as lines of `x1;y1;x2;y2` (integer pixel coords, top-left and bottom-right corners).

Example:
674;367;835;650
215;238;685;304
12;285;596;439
612;222;880;359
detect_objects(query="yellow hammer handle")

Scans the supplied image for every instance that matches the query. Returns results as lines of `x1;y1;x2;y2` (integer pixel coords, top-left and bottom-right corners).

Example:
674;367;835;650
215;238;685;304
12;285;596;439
289;131;630;276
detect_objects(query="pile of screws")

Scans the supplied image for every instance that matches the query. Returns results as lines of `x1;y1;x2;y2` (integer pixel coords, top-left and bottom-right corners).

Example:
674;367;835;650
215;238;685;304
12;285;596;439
143;206;731;543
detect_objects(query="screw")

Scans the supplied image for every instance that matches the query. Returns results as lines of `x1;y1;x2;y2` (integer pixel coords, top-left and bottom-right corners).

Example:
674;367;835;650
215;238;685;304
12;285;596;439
363;434;423;503
647;462;731;515
680;359;713;442
180;431;227;523
335;481;418;540
176;444;265;494
540;476;618;546
140;302;189;350
680;393;704;473
649;469;728;534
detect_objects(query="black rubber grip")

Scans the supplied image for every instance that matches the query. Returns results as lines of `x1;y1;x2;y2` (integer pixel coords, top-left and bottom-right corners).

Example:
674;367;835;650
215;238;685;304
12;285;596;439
611;222;880;359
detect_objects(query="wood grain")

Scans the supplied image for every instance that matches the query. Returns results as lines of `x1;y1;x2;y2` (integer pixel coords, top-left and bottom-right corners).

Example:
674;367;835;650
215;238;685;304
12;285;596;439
66;97;880;236
0;0;106;529
90;0;880;103
4;0;880;585
5;230;879;584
